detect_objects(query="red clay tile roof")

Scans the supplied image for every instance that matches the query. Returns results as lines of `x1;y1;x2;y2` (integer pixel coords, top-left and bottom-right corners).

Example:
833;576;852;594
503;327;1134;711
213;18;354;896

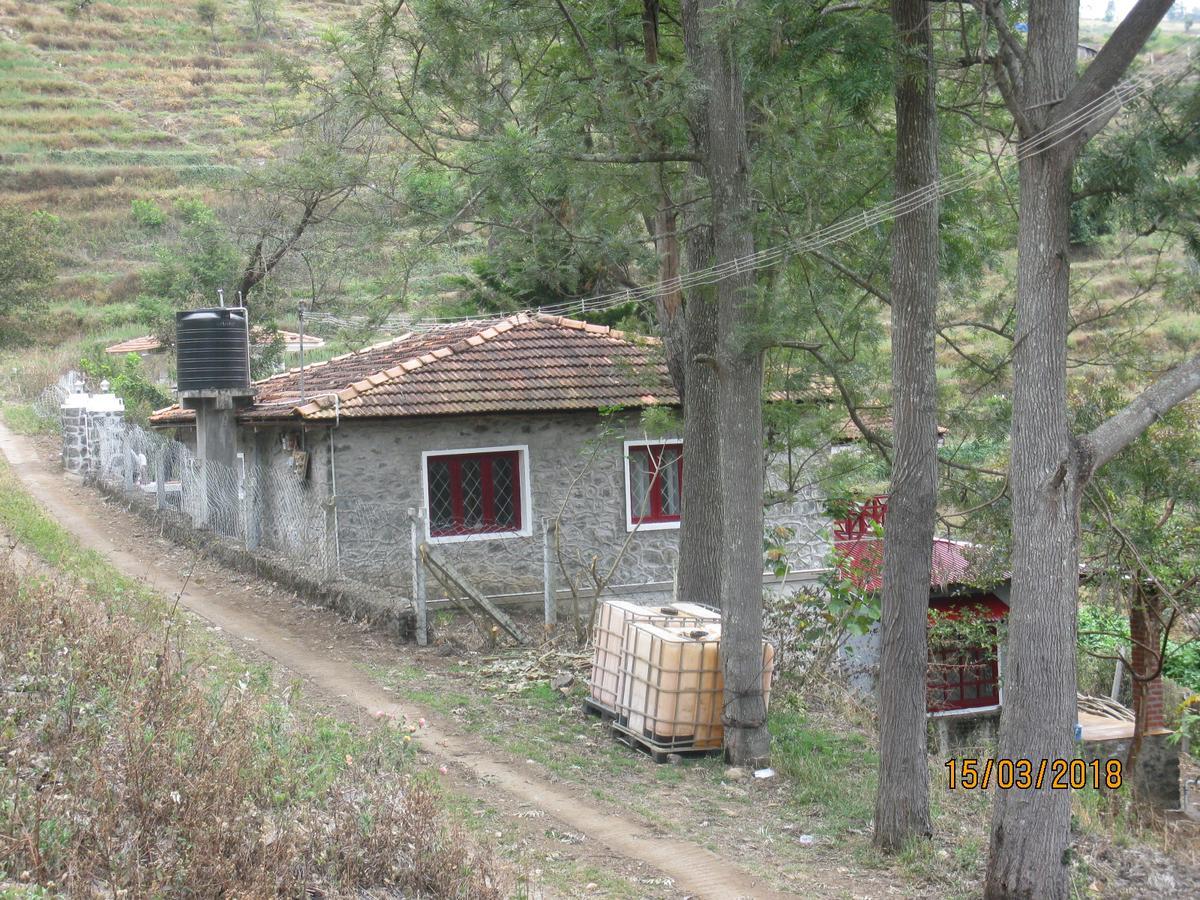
149;313;675;426
832;496;1005;592
835;537;985;593
105;335;164;354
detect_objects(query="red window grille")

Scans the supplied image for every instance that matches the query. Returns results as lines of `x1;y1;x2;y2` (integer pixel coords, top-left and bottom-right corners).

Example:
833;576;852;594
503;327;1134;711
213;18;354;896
426;450;521;536
629;443;683;525
927;642;1000;713
926;598;1006;713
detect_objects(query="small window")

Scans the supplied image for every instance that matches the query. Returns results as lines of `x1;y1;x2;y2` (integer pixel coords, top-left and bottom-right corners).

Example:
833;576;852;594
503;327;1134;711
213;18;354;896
926;597;1005;716
927;638;1001;714
425;448;525;539
625;441;683;530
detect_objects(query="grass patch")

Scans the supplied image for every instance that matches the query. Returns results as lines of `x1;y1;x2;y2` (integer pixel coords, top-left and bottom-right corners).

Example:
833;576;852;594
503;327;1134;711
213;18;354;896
1;403;57;436
769;698;879;832
0;457;503;896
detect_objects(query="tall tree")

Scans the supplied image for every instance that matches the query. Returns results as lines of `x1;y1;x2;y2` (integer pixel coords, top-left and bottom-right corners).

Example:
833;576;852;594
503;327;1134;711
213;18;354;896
680;0;771;766
873;0;939;852
971;2;1191;896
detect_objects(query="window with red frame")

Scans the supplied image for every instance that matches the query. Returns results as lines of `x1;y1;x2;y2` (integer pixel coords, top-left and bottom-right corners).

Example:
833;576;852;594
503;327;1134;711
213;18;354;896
426;450;521;537
926;598;1004;713
927;643;1000;713
628;443;683;525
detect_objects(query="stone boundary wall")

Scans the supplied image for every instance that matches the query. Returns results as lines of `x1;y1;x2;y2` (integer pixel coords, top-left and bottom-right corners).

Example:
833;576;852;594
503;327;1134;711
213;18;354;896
92;478;416;640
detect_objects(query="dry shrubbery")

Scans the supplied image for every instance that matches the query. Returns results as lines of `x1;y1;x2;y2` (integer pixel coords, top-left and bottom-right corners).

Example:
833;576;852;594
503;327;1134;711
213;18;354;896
0;556;501;897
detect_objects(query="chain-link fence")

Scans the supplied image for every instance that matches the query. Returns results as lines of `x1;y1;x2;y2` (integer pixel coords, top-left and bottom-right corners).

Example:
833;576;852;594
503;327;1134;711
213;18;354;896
249;462;335;575
42;382;831;648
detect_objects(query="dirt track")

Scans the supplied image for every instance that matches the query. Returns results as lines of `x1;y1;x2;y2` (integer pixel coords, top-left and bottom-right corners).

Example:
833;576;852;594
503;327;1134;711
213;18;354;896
1;422;894;899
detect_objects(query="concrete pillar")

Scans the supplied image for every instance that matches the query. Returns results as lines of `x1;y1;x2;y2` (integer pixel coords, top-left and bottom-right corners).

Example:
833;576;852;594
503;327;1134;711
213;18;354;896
59;389;89;475
182;390;246;530
83;388;124;479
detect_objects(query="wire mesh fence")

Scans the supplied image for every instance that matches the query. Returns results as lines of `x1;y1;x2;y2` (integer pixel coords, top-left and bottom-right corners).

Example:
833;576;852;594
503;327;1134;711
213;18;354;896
39;381;830;648
249;462;335;576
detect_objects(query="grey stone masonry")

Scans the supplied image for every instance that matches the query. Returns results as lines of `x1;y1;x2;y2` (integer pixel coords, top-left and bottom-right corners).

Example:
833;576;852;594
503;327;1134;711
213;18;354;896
328;410;830;599
61;389;124;477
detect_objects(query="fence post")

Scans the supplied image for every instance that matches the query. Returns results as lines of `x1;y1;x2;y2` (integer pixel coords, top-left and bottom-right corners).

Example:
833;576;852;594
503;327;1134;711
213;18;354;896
156;445;166;510
242;467;259;550
542;516;557;630
322;495;338;581
410;507;428;646
122;429;134;493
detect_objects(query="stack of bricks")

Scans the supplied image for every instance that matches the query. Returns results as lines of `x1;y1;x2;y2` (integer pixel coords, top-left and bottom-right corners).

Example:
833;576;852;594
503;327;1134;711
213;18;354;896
1130;589;1166;732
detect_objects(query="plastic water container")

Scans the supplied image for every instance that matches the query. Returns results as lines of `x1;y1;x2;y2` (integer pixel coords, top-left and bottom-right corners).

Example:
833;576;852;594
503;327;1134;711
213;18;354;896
617;623;774;751
589;600;720;711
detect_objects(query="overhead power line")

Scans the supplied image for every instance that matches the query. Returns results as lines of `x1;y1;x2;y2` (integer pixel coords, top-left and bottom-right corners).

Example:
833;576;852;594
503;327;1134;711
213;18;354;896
306;68;1183;336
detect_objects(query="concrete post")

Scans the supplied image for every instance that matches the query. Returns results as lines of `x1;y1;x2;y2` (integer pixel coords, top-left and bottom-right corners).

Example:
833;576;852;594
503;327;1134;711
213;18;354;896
542;516;557;630
182;391;245;531
242;457;260;551
410;508;428;646
156;445;167;510
122;430;134;493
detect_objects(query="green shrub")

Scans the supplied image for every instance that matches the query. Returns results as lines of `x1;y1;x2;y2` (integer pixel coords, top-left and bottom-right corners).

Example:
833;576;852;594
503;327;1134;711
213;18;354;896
130;198;166;230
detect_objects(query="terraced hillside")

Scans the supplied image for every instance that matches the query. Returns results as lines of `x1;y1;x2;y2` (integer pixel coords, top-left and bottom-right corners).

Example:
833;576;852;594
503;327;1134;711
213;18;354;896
0;0;365;298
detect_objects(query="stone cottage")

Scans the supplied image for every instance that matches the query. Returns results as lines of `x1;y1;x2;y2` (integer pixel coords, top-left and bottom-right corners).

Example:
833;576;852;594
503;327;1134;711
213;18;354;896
150;312;829;602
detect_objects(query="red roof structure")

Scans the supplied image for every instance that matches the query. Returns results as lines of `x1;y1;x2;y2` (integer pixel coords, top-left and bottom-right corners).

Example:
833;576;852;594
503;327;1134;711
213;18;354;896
150;313;675;426
833;495;995;593
105;335;164;355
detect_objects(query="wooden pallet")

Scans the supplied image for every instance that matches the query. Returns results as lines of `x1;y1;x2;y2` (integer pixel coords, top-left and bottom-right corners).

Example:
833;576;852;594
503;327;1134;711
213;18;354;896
609;722;723;765
582;696;616;722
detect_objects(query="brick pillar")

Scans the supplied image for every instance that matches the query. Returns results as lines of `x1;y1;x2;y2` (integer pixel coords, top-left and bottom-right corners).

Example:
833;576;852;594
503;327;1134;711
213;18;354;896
1130;585;1166;732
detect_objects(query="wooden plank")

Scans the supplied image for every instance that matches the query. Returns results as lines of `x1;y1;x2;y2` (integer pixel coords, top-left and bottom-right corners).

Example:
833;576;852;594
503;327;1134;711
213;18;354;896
419;544;526;644
1078;710;1135;742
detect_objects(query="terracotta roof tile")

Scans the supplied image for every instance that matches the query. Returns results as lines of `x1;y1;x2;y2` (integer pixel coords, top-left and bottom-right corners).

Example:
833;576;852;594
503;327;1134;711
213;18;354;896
149;314;676;426
105;335;164;354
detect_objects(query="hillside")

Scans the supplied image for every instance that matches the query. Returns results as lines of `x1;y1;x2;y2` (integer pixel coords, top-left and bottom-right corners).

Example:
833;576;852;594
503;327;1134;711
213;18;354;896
0;0;364;301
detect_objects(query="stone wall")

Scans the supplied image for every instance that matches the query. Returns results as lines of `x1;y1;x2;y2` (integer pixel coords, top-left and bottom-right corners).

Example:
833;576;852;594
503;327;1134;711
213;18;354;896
60;390;124;478
327;410;829;598
1080;733;1181;810
245;424;336;573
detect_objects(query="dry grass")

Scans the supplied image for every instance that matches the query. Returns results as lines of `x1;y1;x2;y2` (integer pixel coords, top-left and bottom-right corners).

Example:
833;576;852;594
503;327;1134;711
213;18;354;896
0;0;361;297
0;525;501;896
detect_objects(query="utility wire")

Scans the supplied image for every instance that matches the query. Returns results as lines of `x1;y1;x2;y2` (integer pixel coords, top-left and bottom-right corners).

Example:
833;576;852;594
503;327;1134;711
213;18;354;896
305;69;1182;336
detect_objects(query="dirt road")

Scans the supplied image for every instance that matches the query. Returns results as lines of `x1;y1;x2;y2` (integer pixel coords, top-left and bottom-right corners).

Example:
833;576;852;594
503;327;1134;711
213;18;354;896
1;422;889;899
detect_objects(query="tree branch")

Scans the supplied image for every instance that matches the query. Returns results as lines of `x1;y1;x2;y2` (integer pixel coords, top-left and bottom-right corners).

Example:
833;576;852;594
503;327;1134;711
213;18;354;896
1081;352;1200;477
1056;0;1176;151
564;150;699;164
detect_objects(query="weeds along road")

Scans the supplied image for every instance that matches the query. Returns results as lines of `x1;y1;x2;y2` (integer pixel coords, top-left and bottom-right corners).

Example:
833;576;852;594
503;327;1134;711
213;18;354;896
0;421;894;900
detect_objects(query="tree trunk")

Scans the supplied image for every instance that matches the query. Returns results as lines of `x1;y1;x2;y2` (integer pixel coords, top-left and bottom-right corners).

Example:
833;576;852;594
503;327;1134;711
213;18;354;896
653;207;687;396
681;0;770;767
986;142;1081;900
678;220;722;608
642;0;687;397
984;1;1185;892
987;10;1081;893
874;0;938;852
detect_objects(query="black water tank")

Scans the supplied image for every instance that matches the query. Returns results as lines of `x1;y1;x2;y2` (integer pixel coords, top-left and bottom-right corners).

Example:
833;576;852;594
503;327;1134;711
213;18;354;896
175;307;251;393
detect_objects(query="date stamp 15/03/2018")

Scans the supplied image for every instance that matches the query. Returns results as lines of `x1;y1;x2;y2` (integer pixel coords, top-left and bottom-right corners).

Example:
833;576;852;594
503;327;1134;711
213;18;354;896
945;758;1123;791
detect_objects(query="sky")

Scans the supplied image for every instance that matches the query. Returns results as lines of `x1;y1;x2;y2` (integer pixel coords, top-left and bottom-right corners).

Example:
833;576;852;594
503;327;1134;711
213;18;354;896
1079;1;1195;18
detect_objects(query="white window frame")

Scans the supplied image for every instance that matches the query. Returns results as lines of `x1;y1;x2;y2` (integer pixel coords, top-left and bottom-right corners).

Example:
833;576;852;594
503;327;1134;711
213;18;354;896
421;444;533;544
623;438;684;533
